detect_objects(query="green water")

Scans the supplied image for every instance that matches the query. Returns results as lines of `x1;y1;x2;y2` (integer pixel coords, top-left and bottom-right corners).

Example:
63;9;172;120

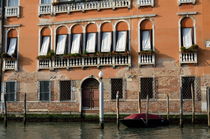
0;122;209;139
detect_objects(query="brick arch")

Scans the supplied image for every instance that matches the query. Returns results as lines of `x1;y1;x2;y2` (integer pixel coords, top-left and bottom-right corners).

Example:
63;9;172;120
181;17;193;28
86;23;97;33
116;21;128;31
140;19;152;30
101;22;113;32
56;26;68;34
71;24;83;34
41;27;51;36
8;29;17;38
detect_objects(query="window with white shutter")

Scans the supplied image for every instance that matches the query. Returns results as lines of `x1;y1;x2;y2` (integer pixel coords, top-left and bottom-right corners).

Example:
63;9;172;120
56;35;67;55
141;30;152;51
101;32;112;52
116;31;127;52
86;33;96;53
40;36;50;56
7;38;17;56
182;28;193;48
71;34;81;54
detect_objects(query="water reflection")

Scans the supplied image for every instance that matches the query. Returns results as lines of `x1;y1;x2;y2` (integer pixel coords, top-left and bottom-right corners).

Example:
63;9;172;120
0;122;209;139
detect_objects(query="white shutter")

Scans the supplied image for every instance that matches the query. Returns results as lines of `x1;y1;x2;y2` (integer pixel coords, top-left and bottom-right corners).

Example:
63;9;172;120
86;33;96;53
7;38;17;56
142;30;151;51
56;35;67;55
101;32;112;52
71;34;81;54
116;31;127;52
40;36;50;56
182;28;193;48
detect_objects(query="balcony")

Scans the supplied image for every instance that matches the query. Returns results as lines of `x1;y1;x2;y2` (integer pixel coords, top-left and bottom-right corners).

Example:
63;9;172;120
179;52;197;65
38;54;131;70
178;0;196;5
3;59;18;71
138;0;154;7
39;0;131;15
5;6;20;17
138;53;155;66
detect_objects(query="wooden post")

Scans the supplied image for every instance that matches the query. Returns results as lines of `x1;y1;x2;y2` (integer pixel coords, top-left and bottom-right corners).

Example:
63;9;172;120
138;92;141;113
4;94;7;128
166;94;169;120
180;87;183;128
191;84;195;124
116;91;120;128
146;95;149;126
208;88;210;127
23;93;27;125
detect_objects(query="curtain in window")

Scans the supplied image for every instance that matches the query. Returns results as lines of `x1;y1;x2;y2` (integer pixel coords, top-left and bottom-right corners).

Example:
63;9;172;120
142;30;151;51
101;32;112;52
182;28;192;48
116;31;127;52
71;34;81;54
86;33;96;53
8;0;18;6
41;0;52;4
56;35;67;55
40;36;50;56
7;38;17;56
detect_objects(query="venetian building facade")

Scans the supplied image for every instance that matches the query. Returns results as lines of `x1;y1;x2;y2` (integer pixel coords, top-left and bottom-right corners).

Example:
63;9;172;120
1;0;210;114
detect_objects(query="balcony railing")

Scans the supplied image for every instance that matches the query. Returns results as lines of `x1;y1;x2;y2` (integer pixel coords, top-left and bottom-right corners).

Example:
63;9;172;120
3;59;18;71
180;52;197;65
138;0;154;7
178;0;196;5
138;53;155;66
5;6;20;17
39;0;131;15
38;55;131;70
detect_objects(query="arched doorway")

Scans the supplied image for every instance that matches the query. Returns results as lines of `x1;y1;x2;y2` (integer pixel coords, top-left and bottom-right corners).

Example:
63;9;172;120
81;78;99;110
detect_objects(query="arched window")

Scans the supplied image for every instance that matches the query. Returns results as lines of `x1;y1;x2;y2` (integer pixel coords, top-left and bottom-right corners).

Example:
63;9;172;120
140;19;153;51
7;29;18;57
115;21;128;52
100;22;112;53
56;26;68;55
70;24;83;54
181;17;194;48
40;27;51;56
86;23;97;53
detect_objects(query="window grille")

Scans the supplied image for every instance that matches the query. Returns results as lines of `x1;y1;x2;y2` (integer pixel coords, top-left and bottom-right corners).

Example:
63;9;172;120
111;78;123;99
140;78;153;99
181;76;195;99
60;80;71;101
5;81;16;101
39;81;51;101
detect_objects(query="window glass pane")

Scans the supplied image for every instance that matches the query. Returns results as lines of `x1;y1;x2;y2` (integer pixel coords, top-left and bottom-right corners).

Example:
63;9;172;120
101;32;112;52
6;81;16;101
40;81;50;101
116;31;127;52
141;30;151;51
86;33;96;53
41;0;51;4
8;0;18;6
60;81;71;101
111;79;123;99
140;78;153;99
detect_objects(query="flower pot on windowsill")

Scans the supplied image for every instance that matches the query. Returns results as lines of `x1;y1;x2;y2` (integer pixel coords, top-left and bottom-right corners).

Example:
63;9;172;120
63;53;81;58
138;50;155;55
112;51;130;56
181;44;199;53
37;50;56;60
1;53;17;60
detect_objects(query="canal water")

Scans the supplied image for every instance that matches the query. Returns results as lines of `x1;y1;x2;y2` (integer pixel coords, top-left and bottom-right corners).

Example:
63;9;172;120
0;122;210;139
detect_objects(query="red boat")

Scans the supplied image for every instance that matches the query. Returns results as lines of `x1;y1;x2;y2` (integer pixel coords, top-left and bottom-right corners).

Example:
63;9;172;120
120;113;169;128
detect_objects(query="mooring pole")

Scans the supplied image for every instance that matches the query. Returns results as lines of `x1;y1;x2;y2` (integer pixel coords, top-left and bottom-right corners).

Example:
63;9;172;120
4;94;7;127
180;87;183;128
116;91;119;128
166;94;169;120
23;93;27;125
138;92;141;113
208;88;210;127
98;71;104;129
191;84;195;124
146;95;149;126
